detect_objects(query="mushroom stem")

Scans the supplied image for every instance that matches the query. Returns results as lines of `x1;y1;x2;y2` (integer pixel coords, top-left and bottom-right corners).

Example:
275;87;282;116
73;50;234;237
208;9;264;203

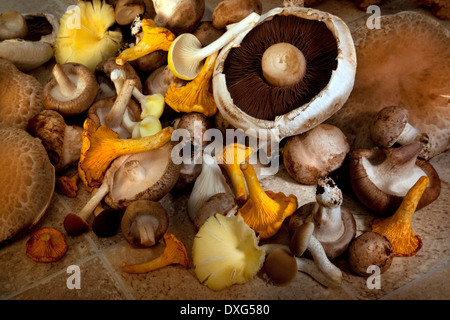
105;78;137;128
78;182;111;222
122;233;189;274
294;257;340;288
131;215;158;247
52;63;77;97
123;159;147;181
110;68;127;93
397;122;429;150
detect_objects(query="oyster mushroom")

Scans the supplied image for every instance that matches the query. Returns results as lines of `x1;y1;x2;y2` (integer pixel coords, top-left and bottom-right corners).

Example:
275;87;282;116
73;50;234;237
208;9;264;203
0;127;54;246
327;12;450;160
214;6;356;141
0;13;59;71
350;142;441;216
282;124;350;185
27;110;83;173
289;176;356;259
212;0;263;29
0;58;43;130
42;63;99;116
121;200;169;247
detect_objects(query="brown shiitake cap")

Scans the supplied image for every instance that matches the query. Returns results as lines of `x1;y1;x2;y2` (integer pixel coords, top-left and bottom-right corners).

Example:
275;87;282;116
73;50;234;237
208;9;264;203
212;0;263;29
214;6;356;141
349;142;441;216
0;58;43;129
264;248;298;285
347;232;393;277
121;200;169;248
43;63;99;116
327;12;450;160
0;127;55;246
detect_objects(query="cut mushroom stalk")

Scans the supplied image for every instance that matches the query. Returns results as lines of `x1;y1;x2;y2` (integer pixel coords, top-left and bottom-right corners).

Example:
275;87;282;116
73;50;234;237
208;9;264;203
105;78;137;128
168;12;261;80
52;64;77;97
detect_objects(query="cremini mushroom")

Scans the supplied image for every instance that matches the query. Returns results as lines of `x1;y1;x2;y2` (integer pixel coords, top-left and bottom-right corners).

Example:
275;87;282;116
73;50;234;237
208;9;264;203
216;143;254;205
371;176;429;257
193;21;225;47
238;162;298;239
214;6;356;142
56;0;122;71
175;112;212;147
121;200;169;247
26;228;68;263
0;127;54;245
193;193;238;230
263;248;298;286
122;233;189;273
283;124;350;185
42;63;99;116
0;58;43;130
0;11;28;41
27;110;83;173
168;11;260;80
289;176;356;259
327;12;450;160
370;106;430;159
0;13;58;71
212;0;263;29
165;51;219;117
289;222;342;286
350;142;441;216
152;0;205;35
115;19;175;66
78;118;173;190
347;232;394;277
115;0;145;25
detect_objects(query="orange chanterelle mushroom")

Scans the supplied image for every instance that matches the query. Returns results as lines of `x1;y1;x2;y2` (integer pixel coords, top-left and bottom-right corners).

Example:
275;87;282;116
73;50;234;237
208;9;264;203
26;228;68;263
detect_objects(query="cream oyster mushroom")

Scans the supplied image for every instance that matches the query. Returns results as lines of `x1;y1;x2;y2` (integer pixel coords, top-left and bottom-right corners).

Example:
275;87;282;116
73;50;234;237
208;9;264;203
0;12;59;71
213;5;356;142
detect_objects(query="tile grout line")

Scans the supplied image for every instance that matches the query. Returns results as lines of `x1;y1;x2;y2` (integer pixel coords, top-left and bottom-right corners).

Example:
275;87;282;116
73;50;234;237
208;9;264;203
379;259;450;300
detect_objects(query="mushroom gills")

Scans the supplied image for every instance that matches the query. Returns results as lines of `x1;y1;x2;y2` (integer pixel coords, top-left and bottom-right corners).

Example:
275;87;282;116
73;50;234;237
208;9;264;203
49;73;88;102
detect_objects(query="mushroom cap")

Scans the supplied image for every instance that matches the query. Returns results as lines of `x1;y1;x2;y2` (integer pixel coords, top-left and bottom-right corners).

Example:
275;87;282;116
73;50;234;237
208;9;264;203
213;6;356;141
0;58;43;129
370;106;410;147
282;124;350;185
0;127;55;246
0;13;59;71
289;221;315;257
193;21;225;46
153;0;205;35
289;203;356;259
43;63;99;116
347;232;394;277
25;228;68;263
212;0;263;29
104;142;180;209
0;11;28;41
194;192;238;230
92;208;122;238
327;12;450;159
121;200;169;248
175;112;212;147
264;248;298;286
349;143;441;216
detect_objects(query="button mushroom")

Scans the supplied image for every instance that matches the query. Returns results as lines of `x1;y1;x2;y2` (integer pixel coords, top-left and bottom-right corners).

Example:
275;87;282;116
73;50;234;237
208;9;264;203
370;106;430;159
349;142;441;216
121;200;169;247
214;6;356;141
152;0;205;35
212;0;263;29
0;58;43;130
289;222;343;286
42;63;99;116
26;228;68;263
347;232;394;277
0;127;54;245
282;124;350;185
289;176;356;259
27;110;83;173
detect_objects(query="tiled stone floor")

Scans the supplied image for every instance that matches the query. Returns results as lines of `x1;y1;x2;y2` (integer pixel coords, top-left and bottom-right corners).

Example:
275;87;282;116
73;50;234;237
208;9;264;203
0;0;449;300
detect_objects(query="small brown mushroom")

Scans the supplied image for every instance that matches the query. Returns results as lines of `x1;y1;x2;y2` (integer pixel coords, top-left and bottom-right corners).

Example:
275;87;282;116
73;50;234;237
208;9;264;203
42;63;99;116
121;200;169;247
175;112;212;147
27;110;83;173
152;0;205;35
289;176;356;259
0;11;28;41
0;127;54;246
263;248;298;286
115;0;145;25
212;0;263;29
193;21;225;46
92;208;123;237
283;124;350;185
350;142;441;216
26;228;68;263
131;50;167;73
347;232;394;277
370;106;430;159
194;193;238;230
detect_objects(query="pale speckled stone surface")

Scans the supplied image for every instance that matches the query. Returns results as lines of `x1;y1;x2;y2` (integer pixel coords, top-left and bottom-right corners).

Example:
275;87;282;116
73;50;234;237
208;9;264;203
0;0;449;301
